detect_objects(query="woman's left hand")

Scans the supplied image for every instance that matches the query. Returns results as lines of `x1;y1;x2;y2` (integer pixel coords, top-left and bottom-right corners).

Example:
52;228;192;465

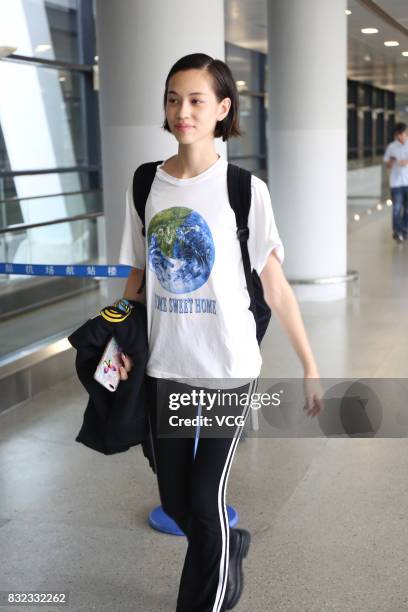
303;374;325;417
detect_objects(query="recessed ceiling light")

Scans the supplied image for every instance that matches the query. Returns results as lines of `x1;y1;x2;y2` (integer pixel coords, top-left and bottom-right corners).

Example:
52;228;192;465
59;76;66;82
364;54;371;62
35;43;51;52
402;51;408;56
94;55;98;61
384;41;399;46
361;28;378;34
346;9;352;15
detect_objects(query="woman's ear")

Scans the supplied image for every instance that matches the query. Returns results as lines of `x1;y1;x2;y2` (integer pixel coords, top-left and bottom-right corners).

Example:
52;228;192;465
218;97;231;121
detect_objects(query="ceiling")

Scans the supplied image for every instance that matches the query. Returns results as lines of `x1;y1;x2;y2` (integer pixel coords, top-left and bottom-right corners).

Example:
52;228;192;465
375;0;408;27
225;0;408;107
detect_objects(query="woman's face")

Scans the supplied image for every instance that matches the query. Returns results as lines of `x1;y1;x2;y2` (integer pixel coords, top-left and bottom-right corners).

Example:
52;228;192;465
165;69;231;144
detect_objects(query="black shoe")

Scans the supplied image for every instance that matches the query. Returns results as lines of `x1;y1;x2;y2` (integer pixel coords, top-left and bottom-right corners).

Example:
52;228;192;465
223;528;251;610
393;232;404;243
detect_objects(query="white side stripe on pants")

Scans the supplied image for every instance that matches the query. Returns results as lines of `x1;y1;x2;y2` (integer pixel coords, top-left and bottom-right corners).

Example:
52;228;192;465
212;377;258;612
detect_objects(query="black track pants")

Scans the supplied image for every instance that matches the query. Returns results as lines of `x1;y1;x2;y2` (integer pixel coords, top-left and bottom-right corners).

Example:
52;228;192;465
145;375;257;612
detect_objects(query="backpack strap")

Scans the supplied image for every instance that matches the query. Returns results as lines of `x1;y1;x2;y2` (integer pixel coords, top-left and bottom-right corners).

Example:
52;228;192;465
132;161;163;293
226;163;257;319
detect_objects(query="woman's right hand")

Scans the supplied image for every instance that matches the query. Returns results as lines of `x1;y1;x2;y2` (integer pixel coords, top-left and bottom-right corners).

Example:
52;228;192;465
119;353;134;380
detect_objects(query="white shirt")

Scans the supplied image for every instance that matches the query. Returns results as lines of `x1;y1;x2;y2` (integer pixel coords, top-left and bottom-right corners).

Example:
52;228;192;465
383;140;408;187
118;155;284;388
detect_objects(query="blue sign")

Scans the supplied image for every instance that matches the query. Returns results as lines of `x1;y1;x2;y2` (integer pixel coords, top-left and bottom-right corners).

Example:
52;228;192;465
0;263;132;278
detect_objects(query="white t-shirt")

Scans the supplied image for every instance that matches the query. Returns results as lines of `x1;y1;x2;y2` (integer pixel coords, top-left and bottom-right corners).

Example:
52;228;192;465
383;140;408;187
118;155;284;388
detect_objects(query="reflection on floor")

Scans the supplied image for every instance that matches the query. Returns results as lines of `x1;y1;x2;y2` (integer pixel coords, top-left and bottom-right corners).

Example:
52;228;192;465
1;210;408;611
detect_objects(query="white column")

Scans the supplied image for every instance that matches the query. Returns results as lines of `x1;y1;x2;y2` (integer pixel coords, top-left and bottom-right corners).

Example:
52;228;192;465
266;0;348;300
95;0;227;302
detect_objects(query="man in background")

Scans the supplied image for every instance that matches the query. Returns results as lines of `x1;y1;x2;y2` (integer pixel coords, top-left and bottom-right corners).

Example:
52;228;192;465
383;122;408;243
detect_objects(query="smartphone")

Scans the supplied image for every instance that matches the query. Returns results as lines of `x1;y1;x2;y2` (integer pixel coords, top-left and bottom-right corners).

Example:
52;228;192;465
94;336;123;392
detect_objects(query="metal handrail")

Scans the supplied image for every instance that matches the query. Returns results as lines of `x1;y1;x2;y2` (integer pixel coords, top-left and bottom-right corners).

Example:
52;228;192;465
3;53;94;72
0;165;100;178
0;211;103;234
288;270;359;285
0;188;102;205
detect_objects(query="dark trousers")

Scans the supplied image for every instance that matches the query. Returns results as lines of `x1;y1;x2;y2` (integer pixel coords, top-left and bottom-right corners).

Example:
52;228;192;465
391;186;408;236
145;374;257;612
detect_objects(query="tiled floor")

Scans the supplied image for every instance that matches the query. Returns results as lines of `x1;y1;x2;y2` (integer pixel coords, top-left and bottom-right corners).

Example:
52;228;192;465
1;210;408;611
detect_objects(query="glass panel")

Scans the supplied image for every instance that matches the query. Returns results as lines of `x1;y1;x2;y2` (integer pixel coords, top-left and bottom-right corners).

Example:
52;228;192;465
226;43;262;92
376;112;385;155
348;80;357;105
0;172;98;203
230;96;256;156
386;114;395;141
0;65;90;172
363;111;373;157
1;213;101;264
357;84;366;107
374;88;384;108
0;0;88;65
0;215;108;357
0;189;102;231
385;91;395;110
348;108;358;159
0;0;104;359
226;42;266;180
0;171;99;202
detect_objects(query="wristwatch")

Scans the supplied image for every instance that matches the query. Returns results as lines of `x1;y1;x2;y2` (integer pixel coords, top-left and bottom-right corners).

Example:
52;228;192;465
114;298;134;312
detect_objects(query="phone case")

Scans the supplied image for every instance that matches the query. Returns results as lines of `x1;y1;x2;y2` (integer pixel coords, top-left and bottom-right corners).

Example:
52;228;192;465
94;336;123;392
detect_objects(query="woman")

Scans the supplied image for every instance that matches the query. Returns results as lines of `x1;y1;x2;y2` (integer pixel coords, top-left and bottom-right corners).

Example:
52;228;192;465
117;53;323;612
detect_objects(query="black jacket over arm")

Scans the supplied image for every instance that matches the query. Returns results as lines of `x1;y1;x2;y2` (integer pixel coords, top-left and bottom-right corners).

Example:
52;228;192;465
67;302;155;473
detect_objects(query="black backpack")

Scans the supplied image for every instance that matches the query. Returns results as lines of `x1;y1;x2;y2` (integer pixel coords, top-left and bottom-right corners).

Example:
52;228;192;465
132;161;271;346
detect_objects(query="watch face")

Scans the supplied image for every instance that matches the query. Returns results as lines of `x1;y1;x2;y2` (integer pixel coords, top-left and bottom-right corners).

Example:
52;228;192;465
114;298;132;312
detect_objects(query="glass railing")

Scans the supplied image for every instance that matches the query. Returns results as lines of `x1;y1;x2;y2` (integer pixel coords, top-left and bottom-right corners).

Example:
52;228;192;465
0;192;117;359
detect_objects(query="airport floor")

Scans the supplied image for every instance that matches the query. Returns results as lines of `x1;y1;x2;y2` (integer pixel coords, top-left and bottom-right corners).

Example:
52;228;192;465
1;209;408;611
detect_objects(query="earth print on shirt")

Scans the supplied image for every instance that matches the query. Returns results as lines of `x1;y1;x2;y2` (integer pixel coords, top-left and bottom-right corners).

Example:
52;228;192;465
147;206;215;294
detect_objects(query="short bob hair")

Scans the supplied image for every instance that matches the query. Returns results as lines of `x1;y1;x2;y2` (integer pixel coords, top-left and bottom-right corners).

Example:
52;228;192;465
394;122;407;135
162;53;241;142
